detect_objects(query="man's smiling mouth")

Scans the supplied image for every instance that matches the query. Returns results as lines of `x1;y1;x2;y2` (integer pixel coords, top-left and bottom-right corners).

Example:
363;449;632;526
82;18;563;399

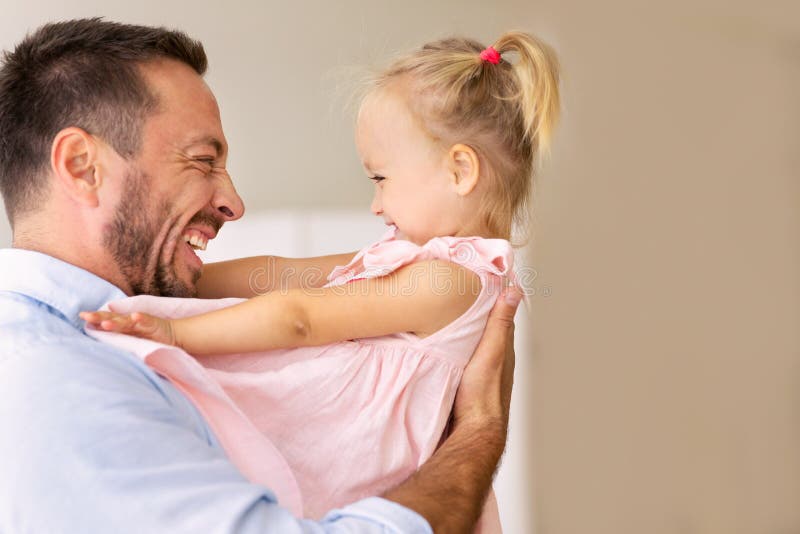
182;231;207;251
180;219;219;253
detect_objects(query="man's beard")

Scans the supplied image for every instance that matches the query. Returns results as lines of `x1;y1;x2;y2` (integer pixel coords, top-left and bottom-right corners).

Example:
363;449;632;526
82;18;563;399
102;168;199;297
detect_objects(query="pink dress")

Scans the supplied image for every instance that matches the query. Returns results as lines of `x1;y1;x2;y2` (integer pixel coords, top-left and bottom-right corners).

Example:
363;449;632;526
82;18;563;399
88;228;513;530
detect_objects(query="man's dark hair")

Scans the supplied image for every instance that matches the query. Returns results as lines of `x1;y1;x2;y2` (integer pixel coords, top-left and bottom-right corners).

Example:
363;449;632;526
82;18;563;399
0;18;207;225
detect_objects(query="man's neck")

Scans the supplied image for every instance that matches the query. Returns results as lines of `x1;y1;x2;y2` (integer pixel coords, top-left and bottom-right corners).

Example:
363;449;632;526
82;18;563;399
12;228;134;296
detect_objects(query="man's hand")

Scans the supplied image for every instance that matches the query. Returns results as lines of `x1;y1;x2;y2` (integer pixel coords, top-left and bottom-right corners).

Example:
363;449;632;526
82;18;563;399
454;286;521;433
382;286;522;533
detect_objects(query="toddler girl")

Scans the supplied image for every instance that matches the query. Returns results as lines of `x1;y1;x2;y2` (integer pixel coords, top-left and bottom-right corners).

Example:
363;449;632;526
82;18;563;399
82;31;560;531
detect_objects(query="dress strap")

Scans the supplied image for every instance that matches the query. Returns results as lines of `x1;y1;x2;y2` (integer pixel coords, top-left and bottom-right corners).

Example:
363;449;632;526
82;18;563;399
326;225;400;285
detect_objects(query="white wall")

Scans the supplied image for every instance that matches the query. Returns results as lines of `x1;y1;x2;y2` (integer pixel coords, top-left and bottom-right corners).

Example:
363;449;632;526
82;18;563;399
0;216;9;248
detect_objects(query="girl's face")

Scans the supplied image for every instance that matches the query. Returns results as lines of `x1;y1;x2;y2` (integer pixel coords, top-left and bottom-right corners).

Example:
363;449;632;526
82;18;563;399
355;89;465;245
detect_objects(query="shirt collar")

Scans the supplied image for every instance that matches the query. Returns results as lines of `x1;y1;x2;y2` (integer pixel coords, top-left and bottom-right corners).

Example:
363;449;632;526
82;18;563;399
0;248;127;329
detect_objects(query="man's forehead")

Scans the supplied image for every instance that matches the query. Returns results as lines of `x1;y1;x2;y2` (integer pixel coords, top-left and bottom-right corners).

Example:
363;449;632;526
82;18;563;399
137;60;227;156
139;59;218;116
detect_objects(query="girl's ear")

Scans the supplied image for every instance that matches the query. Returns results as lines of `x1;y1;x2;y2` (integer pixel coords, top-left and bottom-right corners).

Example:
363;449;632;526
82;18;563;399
448;143;480;196
50;127;102;208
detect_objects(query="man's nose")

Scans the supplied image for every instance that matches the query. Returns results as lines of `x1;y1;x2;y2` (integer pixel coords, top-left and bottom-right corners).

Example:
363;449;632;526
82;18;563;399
212;172;245;222
370;188;382;216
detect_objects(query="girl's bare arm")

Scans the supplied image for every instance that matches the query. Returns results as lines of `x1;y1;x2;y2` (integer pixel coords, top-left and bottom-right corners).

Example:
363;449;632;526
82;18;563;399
85;260;482;355
196;252;357;299
177;259;480;354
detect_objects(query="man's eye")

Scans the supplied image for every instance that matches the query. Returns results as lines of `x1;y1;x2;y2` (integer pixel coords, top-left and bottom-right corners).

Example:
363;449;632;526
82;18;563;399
193;158;216;172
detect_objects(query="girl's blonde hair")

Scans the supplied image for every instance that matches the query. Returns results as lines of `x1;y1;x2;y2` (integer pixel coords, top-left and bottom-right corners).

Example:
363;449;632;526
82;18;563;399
366;31;560;240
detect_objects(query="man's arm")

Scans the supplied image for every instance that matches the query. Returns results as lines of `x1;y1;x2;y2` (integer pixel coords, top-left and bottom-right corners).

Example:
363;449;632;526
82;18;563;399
383;286;521;532
0;332;431;533
3;287;518;533
196;252;357;298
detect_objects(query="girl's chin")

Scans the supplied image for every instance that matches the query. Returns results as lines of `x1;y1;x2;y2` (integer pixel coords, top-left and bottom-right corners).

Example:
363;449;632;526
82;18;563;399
394;229;418;243
397;232;429;246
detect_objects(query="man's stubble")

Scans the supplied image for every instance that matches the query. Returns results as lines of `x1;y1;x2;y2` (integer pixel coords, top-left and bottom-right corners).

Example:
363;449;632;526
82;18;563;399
102;168;199;298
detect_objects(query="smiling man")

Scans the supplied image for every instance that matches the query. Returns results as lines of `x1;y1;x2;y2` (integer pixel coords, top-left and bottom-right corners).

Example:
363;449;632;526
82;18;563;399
0;18;519;533
96;57;242;297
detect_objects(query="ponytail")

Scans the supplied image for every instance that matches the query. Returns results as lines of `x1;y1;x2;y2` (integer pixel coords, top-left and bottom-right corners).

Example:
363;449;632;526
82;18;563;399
494;31;561;157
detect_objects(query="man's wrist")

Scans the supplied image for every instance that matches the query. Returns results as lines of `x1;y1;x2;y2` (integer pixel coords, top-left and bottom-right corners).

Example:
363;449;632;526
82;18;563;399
451;417;506;460
382;416;507;533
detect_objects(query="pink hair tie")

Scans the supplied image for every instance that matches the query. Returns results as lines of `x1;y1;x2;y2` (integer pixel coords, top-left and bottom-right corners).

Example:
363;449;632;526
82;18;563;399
479;46;501;65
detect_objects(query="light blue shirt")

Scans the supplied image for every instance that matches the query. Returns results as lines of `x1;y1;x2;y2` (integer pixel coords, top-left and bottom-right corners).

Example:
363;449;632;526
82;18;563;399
0;248;431;533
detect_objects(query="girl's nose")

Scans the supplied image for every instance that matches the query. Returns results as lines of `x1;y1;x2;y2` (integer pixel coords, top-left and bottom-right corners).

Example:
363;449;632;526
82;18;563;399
370;189;382;215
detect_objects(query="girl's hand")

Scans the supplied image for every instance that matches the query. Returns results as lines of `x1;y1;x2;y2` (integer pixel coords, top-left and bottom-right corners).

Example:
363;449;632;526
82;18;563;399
80;310;177;346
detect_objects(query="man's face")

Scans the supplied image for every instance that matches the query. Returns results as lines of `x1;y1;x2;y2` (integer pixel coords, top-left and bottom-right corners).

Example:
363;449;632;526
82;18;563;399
104;59;244;297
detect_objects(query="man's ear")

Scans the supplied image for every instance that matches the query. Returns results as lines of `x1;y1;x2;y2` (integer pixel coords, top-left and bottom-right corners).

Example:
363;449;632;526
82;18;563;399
50;127;102;208
448;143;480;196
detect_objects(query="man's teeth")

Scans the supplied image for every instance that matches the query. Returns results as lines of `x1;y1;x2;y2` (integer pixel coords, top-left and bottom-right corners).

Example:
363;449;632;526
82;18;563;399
183;234;207;251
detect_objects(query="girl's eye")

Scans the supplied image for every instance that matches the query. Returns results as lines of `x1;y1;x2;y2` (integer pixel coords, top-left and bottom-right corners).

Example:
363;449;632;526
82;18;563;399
369;175;386;183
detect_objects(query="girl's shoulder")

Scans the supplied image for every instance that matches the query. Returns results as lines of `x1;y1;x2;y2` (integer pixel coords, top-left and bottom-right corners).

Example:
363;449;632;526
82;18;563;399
420;234;514;279
327;227;514;287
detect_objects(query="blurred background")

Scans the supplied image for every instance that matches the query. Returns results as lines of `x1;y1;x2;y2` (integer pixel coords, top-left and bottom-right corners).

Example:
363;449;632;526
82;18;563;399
1;1;798;532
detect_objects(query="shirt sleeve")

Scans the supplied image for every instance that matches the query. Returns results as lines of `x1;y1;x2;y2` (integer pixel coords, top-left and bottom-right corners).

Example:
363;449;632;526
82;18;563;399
0;337;431;534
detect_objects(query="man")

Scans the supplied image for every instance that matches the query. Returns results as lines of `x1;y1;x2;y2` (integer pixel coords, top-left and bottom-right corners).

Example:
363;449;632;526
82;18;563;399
0;18;520;533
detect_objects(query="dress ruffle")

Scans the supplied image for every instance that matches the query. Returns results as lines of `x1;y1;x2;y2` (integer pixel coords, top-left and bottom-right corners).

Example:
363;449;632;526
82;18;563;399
327;225;514;286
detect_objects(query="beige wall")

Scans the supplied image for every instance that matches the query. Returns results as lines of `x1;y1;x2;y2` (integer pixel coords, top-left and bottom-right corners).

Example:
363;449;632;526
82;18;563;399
515;2;800;533
2;1;799;533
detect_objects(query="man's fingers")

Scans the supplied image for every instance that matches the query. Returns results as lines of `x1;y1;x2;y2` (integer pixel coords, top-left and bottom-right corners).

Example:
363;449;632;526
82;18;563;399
490;286;522;327
477;286;522;352
462;285;522;382
453;285;521;430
